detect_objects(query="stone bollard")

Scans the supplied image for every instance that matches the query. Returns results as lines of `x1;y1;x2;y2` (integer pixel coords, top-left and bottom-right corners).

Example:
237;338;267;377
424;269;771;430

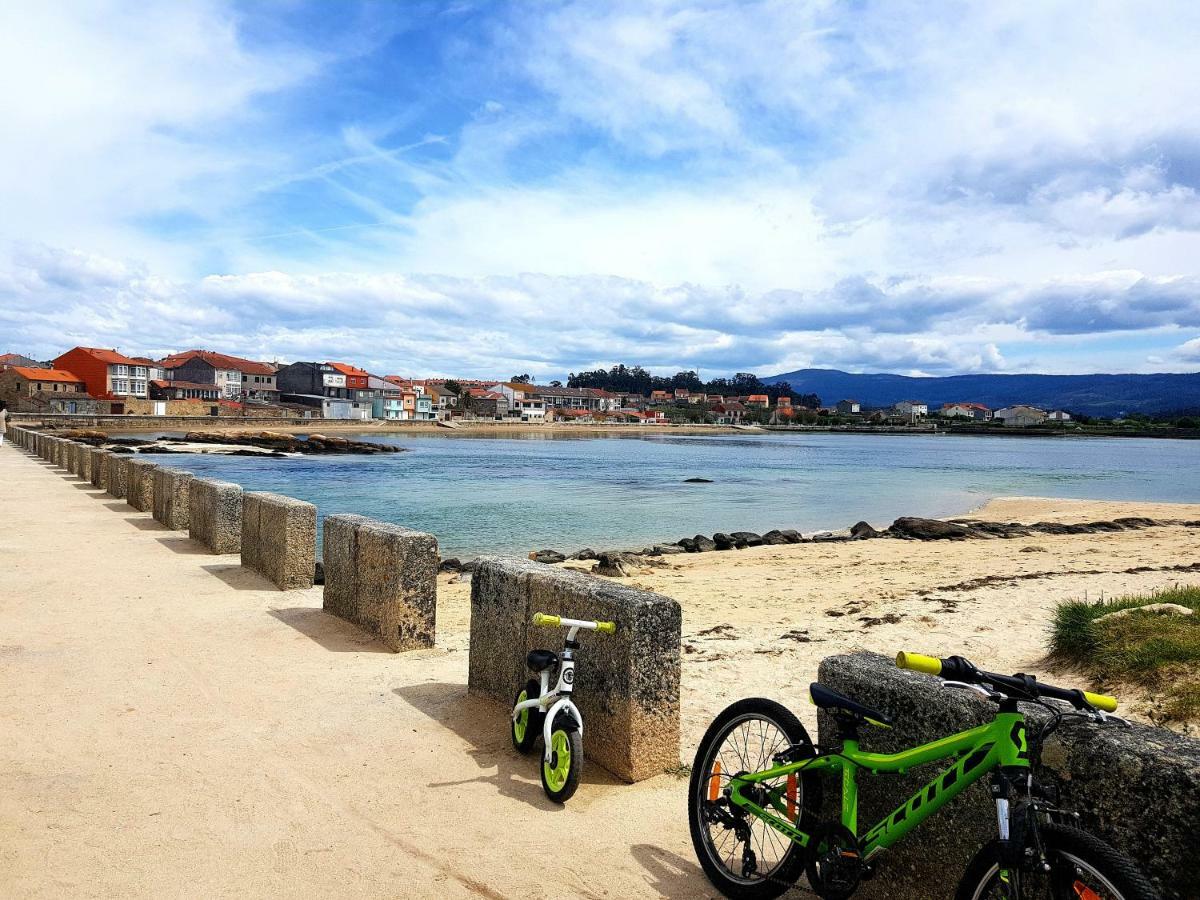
241;492;317;590
188;478;244;554
323;514;438;651
73;444;89;480
468;557;682;782
64;442;76;474
125;459;158;512
90;449;111;489
75;443;92;480
152;468;194;530
104;458;131;501
817;652;1200;900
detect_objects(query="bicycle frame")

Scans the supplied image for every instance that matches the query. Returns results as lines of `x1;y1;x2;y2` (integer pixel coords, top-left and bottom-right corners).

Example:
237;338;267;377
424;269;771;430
512;621;588;763
724;711;1029;860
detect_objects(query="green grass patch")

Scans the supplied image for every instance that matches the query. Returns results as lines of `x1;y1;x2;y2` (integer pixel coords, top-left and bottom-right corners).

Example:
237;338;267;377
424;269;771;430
1049;585;1200;723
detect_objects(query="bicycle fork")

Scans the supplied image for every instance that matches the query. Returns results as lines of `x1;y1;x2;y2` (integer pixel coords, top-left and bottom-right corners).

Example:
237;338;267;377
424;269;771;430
990;766;1032;898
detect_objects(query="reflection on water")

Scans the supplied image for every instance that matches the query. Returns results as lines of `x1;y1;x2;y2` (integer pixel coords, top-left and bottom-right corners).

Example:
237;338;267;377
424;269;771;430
128;432;1200;557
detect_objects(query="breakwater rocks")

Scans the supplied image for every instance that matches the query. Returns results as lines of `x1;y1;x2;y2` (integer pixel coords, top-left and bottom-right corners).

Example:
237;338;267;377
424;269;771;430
477;514;1200;579
180;431;403;455
53;429;402;456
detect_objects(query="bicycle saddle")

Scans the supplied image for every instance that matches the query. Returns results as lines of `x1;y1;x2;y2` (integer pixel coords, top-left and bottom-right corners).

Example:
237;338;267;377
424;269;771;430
809;682;894;727
527;649;559;672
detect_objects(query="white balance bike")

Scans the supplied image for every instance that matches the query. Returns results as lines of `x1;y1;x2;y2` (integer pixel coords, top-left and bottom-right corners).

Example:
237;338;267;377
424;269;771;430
510;612;615;802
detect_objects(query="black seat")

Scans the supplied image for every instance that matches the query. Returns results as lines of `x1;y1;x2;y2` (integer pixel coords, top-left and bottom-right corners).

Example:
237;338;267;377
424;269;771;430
527;649;559;672
809;682;894;728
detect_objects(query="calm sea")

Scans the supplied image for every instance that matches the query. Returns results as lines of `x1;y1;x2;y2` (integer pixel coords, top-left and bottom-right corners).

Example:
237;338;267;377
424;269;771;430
134;432;1200;558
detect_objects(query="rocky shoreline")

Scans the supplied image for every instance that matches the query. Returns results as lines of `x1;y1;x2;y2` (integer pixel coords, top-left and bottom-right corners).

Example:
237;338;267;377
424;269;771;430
436;513;1200;578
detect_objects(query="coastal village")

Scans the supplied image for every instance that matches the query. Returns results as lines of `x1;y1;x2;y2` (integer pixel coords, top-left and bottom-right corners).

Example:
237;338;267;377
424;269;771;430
0;347;1076;427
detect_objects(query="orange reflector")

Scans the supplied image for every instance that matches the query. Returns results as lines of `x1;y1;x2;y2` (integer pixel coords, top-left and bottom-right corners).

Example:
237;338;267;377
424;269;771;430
708;761;722;802
1073;883;1101;900
786;773;797;820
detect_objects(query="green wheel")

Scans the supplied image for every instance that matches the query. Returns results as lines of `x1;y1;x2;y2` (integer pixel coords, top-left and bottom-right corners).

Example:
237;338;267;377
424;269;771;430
511;679;542;754
540;716;582;803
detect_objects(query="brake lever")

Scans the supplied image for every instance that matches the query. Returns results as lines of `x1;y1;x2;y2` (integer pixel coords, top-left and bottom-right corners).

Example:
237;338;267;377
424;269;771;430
941;680;1005;702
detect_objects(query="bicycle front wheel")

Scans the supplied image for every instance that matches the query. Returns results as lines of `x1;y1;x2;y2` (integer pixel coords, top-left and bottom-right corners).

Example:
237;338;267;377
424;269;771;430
956;823;1160;900
688;698;822;900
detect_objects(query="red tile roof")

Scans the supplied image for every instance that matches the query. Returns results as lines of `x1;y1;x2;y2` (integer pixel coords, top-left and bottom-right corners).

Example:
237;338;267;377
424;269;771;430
9;367;83;383
161;349;276;376
72;346;142;366
327;361;370;378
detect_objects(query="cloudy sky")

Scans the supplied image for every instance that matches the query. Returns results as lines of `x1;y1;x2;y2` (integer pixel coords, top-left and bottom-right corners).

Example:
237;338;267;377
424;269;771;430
2;1;1199;379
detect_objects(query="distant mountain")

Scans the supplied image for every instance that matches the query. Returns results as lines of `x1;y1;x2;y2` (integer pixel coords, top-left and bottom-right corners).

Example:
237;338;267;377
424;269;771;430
759;369;1200;417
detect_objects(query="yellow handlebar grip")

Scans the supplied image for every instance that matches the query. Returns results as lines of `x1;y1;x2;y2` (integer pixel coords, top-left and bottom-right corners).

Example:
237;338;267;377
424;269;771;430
896;652;943;675
596;621;616;635
532;613;560;627
1084;691;1118;712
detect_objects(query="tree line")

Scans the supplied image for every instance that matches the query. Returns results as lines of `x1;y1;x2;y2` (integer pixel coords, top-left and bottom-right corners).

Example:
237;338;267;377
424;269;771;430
565;364;820;407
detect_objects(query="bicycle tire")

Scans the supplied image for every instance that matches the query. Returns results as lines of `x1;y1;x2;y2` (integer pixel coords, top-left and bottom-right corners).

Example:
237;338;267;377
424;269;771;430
956;822;1160;900
688;698;822;900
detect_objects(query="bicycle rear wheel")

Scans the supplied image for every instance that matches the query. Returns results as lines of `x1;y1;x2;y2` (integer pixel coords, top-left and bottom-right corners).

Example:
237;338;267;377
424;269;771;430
956;823;1159;900
688;698;822;900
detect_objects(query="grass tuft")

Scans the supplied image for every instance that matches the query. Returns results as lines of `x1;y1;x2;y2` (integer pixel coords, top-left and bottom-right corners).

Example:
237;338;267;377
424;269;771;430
1048;585;1200;723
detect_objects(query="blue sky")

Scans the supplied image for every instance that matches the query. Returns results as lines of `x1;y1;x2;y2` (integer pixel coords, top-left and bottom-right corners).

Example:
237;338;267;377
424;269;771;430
2;0;1199;379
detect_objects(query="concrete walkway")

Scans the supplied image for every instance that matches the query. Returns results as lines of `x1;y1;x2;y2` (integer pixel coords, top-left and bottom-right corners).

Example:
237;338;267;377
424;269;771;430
0;443;702;898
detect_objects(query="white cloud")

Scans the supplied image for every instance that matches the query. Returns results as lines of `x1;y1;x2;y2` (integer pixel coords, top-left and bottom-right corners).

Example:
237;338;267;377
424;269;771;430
1;1;1199;377
4;246;1196;378
0;1;318;269
1175;337;1200;363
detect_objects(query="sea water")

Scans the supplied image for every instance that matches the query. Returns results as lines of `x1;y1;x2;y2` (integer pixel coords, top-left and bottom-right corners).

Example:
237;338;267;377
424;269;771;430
137;432;1200;557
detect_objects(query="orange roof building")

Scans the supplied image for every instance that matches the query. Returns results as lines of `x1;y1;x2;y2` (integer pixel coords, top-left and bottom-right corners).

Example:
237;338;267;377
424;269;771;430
52;347;149;400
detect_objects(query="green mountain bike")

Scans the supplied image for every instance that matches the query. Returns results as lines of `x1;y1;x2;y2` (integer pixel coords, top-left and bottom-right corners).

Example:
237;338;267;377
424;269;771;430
688;651;1159;900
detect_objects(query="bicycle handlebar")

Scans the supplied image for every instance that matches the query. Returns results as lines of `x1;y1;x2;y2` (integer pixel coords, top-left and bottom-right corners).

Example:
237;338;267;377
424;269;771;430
532;613;616;634
896;651;1117;712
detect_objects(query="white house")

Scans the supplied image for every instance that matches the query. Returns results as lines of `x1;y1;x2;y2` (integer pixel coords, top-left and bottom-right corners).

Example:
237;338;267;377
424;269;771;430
940;402;992;421
893;400;928;419
489;382;546;420
1046;410;1072;422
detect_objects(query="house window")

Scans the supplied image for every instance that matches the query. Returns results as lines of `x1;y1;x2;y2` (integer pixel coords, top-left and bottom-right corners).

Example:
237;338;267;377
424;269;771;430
115;365;129;376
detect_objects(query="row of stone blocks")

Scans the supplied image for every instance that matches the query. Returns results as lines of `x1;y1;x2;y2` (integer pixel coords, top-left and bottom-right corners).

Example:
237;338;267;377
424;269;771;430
10;427;683;787
467;557;682;783
816;653;1200;900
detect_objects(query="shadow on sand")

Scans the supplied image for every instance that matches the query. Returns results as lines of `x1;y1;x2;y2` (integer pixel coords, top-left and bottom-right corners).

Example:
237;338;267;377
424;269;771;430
393;681;623;810
201;562;275;592
154;534;211;555
267;606;392;653
629;843;733;899
69;481;108;495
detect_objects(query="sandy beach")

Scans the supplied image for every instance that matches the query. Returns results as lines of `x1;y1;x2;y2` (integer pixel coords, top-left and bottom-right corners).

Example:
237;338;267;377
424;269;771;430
2;441;1198;898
